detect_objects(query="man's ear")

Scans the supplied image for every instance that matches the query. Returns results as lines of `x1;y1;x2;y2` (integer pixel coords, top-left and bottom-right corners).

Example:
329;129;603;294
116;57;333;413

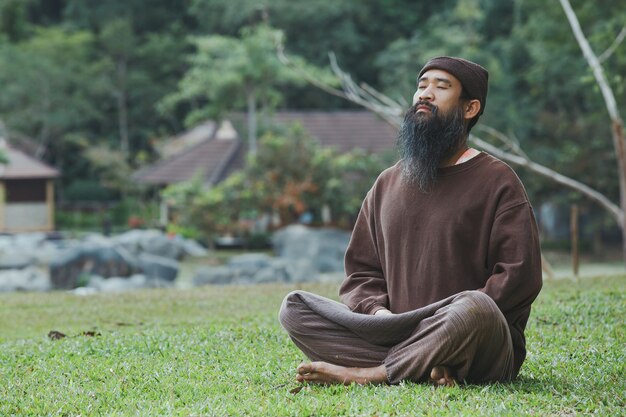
464;99;481;121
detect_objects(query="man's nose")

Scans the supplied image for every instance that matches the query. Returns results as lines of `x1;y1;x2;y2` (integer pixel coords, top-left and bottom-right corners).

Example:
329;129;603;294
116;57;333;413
413;87;433;105
418;85;434;102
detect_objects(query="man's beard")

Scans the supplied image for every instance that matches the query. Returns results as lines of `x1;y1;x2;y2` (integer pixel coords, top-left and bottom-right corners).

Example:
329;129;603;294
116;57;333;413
397;102;467;192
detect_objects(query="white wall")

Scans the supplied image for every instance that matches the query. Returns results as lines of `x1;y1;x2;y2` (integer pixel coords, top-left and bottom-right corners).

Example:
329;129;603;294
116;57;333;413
4;202;50;231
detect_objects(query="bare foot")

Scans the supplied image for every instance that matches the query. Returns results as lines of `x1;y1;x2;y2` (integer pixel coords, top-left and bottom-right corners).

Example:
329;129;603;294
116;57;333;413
296;362;388;385
430;366;457;387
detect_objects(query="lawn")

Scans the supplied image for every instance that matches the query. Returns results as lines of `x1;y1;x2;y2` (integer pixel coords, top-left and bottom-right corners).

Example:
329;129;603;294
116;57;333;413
1;275;624;416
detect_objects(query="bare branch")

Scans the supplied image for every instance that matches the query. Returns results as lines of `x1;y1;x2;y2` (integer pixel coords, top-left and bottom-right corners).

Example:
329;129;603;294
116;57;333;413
599;25;626;63
470;135;623;226
475;125;529;159
276;44;349;101
559;0;626;259
277;44;623;227
559;0;621;122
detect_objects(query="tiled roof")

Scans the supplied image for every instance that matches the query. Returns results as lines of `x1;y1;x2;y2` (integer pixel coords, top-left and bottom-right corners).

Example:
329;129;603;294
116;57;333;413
0;146;59;179
133;136;241;186
272;111;398;154
134;111;397;186
160;121;217;158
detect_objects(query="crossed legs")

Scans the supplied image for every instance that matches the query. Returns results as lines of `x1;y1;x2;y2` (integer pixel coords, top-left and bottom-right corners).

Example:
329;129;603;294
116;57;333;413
279;290;513;386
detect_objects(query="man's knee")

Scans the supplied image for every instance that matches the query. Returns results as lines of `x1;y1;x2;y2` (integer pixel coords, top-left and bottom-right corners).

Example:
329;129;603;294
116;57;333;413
278;291;305;332
450;290;507;332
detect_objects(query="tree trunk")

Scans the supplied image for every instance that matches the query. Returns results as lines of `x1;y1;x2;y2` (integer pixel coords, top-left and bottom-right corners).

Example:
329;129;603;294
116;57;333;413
559;0;626;265
116;59;130;157
614;120;626;263
246;89;257;157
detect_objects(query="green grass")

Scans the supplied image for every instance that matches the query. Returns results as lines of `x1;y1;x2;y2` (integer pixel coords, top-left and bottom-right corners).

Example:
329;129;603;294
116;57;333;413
1;276;625;416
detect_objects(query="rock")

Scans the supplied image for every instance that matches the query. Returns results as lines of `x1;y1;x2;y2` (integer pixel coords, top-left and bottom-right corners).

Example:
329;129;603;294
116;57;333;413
228;253;273;281
314;228;350;273
192;255;319;286
13;232;47;249
272;225;350;273
70;274;173;294
88;274;171;292
137;253;179;282
112;229;151;253
0;233;61;267
142;234;185;260
181;238;208;257
0;267;50;292
282;258;319;283
49;245;138;289
86;245;138;278
193;266;234;286
250;266;284;284
70;286;99;296
49;247;87;289
113;229;189;260
0;251;34;270
0;230;211;292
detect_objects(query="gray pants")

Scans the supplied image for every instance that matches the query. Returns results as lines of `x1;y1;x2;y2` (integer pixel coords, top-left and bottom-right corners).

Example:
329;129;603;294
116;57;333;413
279;290;514;384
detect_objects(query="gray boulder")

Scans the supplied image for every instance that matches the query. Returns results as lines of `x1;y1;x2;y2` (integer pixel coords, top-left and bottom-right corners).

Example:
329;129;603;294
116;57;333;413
0;251;34;270
192;255;319;286
113;229;205;260
86;274;172;292
272;225;350;273
0;267;50;292
142;234;185;260
193;266;234;285
181;238;209;257
0;233;62;267
49;245;138;289
49;247;88;289
137;253;179;282
228;253;273;281
282;258;319;283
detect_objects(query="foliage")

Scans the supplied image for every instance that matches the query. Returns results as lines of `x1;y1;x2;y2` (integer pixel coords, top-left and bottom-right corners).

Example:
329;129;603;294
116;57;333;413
159;24;305;127
0;276;624;415
0;27;105;154
83;144;145;196
248;124;391;222
162;171;255;241
55;197;159;232
162;125;390;240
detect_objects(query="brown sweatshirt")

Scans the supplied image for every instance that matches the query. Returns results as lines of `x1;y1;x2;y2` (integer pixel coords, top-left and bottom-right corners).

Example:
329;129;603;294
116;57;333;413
339;152;543;374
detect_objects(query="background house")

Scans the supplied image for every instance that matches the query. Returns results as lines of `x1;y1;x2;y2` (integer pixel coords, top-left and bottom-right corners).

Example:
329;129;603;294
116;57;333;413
270;110;397;154
133;120;243;188
135;110;397;189
0;142;59;232
133;110;398;228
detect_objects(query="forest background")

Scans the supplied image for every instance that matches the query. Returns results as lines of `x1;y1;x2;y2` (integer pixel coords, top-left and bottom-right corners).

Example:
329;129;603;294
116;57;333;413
0;0;624;258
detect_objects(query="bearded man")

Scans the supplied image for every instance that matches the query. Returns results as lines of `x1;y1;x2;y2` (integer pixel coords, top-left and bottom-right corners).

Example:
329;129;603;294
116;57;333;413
279;56;543;386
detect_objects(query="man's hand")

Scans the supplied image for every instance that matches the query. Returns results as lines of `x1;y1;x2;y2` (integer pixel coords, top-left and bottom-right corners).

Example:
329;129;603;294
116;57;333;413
374;308;393;316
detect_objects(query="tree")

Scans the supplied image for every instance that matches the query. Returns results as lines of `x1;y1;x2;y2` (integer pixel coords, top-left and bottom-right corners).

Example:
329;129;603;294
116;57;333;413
558;0;626;261
99;18;134;156
0;0;29;42
159;24;309;156
0;27;107;159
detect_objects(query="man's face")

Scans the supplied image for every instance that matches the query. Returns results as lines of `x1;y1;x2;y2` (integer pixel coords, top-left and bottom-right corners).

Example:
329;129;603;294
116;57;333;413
411;69;464;119
397;71;469;192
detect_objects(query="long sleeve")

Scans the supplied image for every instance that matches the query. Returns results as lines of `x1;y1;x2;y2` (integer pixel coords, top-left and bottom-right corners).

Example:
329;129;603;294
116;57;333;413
479;200;543;372
481;201;543;313
339;189;389;315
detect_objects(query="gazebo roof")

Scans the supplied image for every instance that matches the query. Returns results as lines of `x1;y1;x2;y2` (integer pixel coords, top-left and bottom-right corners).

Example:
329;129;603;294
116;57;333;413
0;144;59;180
